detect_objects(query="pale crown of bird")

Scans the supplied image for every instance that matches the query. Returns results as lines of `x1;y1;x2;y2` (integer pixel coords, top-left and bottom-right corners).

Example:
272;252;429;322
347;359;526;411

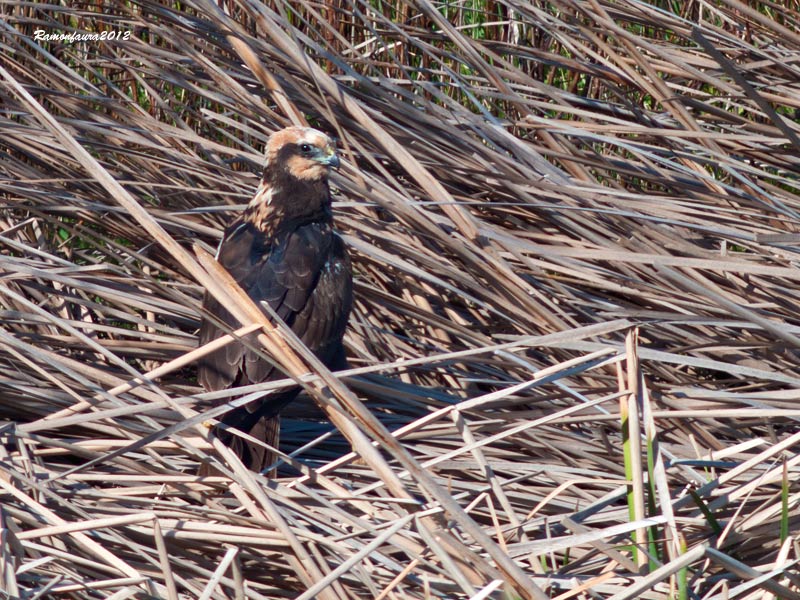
265;126;339;181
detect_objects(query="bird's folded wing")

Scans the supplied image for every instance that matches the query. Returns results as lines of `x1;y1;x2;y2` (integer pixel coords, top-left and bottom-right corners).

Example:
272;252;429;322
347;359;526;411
197;220;349;397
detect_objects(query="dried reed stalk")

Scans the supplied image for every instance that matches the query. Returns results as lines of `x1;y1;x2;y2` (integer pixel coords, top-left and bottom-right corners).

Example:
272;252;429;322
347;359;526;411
1;0;800;598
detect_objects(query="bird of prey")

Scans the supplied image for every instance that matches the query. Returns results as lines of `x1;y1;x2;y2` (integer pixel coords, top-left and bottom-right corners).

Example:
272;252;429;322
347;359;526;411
198;126;352;473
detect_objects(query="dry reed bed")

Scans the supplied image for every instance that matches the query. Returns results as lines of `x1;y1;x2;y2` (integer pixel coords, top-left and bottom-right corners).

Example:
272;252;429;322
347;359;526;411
1;0;800;598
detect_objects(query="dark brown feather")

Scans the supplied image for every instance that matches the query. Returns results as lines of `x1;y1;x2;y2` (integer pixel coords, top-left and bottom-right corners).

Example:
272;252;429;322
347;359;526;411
197;127;352;473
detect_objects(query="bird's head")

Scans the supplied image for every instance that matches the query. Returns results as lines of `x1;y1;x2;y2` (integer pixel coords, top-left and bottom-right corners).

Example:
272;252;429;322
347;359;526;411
265;126;340;183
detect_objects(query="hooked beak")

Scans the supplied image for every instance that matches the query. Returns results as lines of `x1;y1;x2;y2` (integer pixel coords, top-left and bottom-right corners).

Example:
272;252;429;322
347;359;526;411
317;148;340;169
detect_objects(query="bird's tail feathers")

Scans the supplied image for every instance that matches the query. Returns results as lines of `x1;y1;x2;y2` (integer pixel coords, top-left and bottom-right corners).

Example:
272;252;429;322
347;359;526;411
245;414;280;475
198;414;281;477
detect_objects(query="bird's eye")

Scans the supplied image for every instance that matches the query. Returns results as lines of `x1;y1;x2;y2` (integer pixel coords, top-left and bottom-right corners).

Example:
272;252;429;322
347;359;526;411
299;143;313;154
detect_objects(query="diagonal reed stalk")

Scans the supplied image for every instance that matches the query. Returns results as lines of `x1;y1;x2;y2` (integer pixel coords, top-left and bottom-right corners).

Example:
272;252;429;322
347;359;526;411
1;0;800;598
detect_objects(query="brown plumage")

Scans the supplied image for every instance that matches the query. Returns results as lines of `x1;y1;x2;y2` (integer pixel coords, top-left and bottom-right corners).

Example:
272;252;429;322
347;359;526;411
198;126;352;474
